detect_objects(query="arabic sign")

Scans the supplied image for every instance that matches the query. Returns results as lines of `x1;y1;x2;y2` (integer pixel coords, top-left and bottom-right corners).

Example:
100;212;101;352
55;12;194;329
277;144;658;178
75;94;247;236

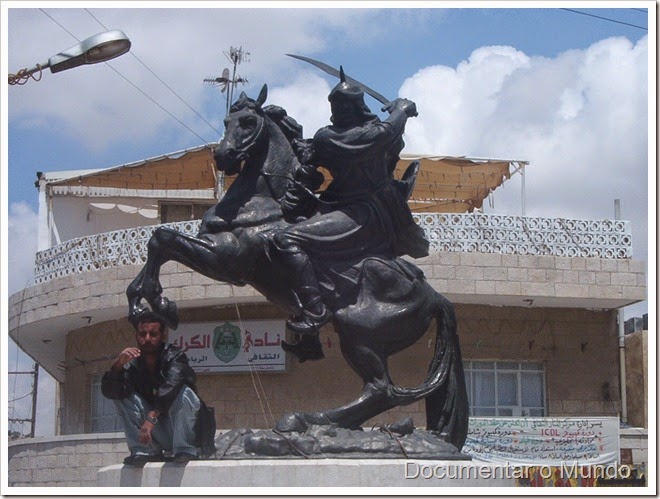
170;320;286;373
463;417;620;466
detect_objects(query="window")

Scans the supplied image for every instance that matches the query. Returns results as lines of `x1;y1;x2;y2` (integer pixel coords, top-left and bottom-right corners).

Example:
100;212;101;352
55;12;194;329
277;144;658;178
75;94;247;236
90;376;124;433
464;361;545;417
160;202;213;223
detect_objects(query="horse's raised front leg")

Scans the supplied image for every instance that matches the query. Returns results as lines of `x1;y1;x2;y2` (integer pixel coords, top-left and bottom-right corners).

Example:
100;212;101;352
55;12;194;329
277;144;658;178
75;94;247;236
126;226;241;329
126;267;150;327
126;228;182;328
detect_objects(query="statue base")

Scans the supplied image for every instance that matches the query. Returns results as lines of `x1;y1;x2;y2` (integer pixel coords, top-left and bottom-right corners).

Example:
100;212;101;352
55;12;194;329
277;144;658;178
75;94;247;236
98;424;501;487
214;422;470;460
98;458;523;487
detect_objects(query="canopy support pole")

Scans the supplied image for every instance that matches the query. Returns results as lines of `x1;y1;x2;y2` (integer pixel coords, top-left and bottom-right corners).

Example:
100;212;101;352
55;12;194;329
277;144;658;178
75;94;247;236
521;163;526;217
509;161;528;217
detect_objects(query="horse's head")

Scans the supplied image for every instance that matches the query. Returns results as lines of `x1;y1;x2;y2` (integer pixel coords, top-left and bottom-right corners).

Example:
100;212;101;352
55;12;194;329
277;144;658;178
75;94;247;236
214;84;269;176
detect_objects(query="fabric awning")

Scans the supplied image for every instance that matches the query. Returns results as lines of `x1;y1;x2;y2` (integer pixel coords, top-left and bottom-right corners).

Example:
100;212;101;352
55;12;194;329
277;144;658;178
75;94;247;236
397;155;520;213
47;145;525;213
89;202;158;219
49;145;218;191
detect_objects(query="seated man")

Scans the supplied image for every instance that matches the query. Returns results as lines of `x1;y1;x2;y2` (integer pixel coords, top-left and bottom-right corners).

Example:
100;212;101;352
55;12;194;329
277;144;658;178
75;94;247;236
102;310;213;465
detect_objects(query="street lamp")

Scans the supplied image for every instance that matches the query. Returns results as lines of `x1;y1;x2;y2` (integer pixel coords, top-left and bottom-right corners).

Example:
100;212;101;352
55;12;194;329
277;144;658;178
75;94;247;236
9;30;131;85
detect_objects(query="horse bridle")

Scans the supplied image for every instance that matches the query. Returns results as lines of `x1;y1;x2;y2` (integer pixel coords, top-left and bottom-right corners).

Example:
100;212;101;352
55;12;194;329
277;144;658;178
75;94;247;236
227;109;267;160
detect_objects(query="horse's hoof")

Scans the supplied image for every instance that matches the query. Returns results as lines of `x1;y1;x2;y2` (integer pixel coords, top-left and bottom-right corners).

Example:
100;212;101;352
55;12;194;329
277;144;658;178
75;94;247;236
383;417;415;436
154;297;179;330
275;412;308;433
128;304;149;329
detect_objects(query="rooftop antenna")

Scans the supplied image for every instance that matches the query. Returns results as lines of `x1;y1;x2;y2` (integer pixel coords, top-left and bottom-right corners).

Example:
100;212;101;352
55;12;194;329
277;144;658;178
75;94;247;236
204;46;250;118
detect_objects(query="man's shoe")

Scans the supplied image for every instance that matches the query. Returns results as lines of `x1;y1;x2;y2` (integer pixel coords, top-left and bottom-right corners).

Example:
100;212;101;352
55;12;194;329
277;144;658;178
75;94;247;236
173;452;198;463
281;334;325;363
123;452;163;466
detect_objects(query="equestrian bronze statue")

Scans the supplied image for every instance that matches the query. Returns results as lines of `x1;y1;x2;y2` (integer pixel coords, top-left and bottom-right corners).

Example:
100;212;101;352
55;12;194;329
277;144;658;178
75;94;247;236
126;68;469;450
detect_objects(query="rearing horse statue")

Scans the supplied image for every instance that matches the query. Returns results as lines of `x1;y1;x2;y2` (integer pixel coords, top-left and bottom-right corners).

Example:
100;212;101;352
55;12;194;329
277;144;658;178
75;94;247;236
126;84;469;450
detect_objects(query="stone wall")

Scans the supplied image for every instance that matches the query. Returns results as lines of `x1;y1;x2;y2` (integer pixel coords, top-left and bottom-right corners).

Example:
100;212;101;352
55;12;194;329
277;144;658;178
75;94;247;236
413;252;646;307
625;330;648;428
12;252;646;326
7;433;126;487
8;251;646;381
62;301;620;434
458;305;620;417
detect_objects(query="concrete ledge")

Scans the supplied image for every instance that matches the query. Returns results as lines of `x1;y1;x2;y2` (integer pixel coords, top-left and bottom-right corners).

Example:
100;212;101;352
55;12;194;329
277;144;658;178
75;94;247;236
98;459;516;487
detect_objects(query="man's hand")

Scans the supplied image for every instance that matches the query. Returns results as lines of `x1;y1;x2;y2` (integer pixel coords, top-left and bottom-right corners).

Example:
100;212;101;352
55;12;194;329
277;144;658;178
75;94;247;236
111;347;140;372
382;98;418;118
138;410;160;444
139;420;154;445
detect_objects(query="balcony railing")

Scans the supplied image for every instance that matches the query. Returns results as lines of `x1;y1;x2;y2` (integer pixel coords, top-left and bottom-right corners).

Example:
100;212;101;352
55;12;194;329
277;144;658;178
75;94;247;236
32;213;632;286
416;213;632;258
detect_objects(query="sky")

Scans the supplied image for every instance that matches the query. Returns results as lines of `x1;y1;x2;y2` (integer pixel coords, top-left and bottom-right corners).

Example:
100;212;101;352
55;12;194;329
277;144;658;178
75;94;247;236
3;2;654;437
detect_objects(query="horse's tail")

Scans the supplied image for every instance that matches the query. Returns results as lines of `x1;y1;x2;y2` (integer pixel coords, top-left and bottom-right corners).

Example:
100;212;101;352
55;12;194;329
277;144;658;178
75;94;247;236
423;294;469;450
388;293;469;450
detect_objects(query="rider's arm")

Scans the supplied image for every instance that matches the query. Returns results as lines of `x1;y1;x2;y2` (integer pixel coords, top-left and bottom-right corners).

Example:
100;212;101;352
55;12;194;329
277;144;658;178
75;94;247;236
382;98;418;119
316;98;417;153
371;98;418;143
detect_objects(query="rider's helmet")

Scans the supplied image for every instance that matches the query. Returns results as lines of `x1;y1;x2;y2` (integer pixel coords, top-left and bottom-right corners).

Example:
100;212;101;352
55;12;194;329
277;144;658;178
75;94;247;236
328;78;363;103
328;67;377;127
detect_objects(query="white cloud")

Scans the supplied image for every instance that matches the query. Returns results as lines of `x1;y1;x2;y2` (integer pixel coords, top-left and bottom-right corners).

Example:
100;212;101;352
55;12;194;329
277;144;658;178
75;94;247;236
401;45;532;156
268;34;648;263
267;73;333;137
400;36;649;265
7;8;386;151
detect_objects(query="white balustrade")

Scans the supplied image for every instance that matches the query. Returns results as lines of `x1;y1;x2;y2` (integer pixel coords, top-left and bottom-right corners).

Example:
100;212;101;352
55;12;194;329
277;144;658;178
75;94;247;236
412;213;632;259
32;214;632;285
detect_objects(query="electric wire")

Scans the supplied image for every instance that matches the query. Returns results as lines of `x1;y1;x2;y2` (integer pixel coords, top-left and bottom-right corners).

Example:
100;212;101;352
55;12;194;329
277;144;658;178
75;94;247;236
101;64;210;144
126;52;222;137
9;391;34;405
560;8;648;31
9;283;31;435
84;8;221;137
38;8;214;144
232;299;276;429
38;8;79;39
8;67;43;86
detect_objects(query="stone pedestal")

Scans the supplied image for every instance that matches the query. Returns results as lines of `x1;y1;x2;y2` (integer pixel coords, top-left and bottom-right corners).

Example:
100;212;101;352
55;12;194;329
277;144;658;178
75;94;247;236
98;459;518;487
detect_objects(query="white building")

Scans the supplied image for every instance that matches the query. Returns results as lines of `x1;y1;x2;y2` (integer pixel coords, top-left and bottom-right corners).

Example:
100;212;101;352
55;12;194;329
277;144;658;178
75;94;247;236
8;145;647;486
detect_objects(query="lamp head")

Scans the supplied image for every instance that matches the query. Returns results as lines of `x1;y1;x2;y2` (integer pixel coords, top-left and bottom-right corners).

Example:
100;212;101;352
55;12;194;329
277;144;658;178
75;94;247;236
48;30;131;74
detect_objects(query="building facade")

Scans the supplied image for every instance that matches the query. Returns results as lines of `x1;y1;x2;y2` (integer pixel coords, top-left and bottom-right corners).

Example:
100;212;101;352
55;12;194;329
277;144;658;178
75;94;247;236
8;147;646;437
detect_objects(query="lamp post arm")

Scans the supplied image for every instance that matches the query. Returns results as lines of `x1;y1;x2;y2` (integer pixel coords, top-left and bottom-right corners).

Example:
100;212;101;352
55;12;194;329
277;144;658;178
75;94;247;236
8;30;131;86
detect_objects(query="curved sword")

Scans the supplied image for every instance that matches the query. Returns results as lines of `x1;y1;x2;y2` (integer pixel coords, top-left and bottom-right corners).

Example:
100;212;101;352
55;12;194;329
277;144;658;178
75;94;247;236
286;53;390;105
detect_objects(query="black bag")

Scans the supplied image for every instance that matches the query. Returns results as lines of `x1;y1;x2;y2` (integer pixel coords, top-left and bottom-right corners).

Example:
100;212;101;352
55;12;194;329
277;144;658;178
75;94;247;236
196;401;217;458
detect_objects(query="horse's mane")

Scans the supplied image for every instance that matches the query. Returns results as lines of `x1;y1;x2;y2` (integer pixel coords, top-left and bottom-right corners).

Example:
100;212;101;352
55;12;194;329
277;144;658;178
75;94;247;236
230;92;303;142
263;104;303;144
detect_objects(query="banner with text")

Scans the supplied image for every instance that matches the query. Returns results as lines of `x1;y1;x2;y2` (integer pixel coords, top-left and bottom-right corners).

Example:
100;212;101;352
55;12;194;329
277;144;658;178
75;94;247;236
463;417;620;465
170;320;286;373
